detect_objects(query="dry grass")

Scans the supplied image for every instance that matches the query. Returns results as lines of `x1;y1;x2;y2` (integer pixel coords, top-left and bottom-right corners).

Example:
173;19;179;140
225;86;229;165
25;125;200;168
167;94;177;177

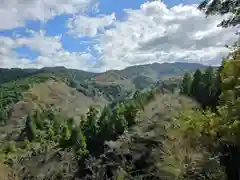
137;93;199;123
0;163;19;180
8;80;108;125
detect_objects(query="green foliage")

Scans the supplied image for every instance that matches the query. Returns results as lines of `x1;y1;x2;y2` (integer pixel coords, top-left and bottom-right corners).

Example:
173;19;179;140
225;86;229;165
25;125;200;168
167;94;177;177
0;73;60;124
220;54;240;121
25;115;37;141
181;67;221;110
198;0;240;27
190;69;204;102
70;127;88;156
23;139;31;149
180;73;192;95
0;64;211;179
3;141;17;154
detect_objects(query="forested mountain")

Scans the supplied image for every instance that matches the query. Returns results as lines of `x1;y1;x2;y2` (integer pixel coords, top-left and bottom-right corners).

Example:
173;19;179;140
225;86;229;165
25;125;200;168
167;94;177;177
0;62;206;86
0;57;238;180
0;61;208;179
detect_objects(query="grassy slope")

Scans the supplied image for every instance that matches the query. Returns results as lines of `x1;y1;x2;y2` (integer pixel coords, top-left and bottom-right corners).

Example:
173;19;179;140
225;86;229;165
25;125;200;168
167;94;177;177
9;80;107;124
0;62;215;179
0;73;108;144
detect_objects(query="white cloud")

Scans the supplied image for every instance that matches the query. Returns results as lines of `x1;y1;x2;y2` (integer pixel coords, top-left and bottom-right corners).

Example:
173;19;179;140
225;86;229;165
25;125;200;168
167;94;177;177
33;51;95;70
0;0;237;72
16;31;63;55
0;31;95;70
0;0;97;30
68;13;116;37
93;1;236;71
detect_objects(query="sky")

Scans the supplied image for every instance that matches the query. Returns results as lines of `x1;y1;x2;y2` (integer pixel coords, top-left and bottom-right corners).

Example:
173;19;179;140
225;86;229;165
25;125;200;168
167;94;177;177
0;0;237;72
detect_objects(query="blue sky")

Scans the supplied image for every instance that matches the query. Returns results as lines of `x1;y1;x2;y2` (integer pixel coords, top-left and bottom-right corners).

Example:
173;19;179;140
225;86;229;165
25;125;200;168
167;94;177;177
0;0;234;71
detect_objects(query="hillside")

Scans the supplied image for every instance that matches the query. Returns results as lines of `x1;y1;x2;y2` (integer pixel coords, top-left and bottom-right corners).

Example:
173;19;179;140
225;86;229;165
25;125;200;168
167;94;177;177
0;87;200;180
92;62;208;90
0;73;108;125
0;0;238;178
0;62;221;180
0;62;206;109
0;62;208;125
0;62;207;84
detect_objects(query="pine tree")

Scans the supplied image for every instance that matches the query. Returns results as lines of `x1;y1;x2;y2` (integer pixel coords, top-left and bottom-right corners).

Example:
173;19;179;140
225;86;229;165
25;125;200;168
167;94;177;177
191;69;204;103
70;127;87;155
112;103;127;136
201;67;215;108
25;115;37;141
33;110;44;129
180;73;192;95
84;106;99;138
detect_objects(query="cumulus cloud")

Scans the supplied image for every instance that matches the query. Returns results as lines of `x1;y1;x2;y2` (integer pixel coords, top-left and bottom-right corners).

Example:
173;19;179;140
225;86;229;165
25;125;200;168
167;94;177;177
0;31;95;70
94;1;236;71
16;31;63;55
0;0;97;30
68;13;116;37
0;0;237;72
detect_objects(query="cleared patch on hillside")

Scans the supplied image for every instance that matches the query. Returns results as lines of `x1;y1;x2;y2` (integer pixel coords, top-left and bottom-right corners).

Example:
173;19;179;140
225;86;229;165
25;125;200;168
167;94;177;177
137;93;199;122
8;80;108;125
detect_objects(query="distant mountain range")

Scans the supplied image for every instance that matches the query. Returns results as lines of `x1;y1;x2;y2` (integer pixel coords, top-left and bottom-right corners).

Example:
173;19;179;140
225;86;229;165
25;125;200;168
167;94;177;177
0;62;208;85
0;62;209;109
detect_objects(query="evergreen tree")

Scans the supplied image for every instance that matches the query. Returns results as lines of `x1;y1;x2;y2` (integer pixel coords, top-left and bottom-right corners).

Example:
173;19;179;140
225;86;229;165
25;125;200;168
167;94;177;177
191;69;204;103
113;103;128;135
70;127;87;155
180;73;192;95
123;102;138;127
33;110;44;129
84;106;99;138
25;115;37;141
98;106;113;140
201;67;215;108
59;124;71;148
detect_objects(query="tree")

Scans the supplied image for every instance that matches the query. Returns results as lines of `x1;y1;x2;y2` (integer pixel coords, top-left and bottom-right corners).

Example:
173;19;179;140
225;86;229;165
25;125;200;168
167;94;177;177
180;73;192;95
190;69;204;103
113;103;128;135
32;110;44;130
201;67;215;108
220;54;240;121
123;103;138;127
98;106;113;140
198;0;240;27
59;124;71;148
70;127;88;156
0;109;6;123
25;115;37;141
84;106;99;138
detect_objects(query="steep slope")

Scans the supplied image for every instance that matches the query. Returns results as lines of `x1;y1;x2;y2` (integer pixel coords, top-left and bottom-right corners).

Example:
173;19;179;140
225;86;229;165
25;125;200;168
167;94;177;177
80;93;201;180
9;80;107;125
0;73;108;126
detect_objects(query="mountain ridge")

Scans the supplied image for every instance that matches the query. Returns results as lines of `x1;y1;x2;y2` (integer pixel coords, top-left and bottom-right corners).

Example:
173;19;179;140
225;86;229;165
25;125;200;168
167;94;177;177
0;62;208;85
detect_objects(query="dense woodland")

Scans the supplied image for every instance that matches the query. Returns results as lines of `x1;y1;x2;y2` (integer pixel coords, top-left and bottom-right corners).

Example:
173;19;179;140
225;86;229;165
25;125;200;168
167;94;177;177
0;0;240;179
